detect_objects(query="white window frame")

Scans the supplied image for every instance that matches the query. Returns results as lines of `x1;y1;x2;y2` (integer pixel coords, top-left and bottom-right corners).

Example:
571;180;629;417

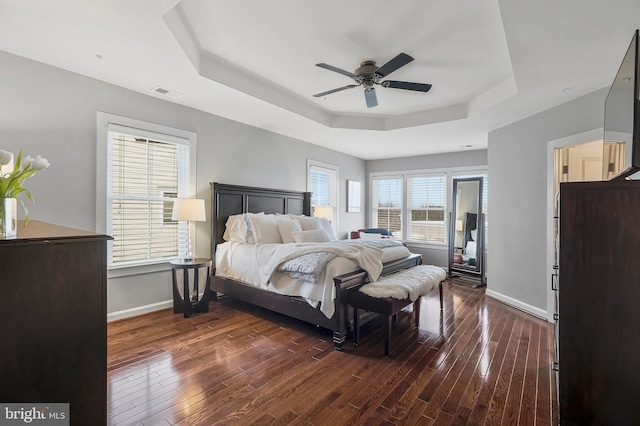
406;173;447;244
371;175;404;239
96;112;197;277
370;165;487;249
307;159;339;234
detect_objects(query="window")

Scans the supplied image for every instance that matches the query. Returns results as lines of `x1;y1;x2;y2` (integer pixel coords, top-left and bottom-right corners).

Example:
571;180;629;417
370;167;486;246
97;113;196;269
308;160;339;231
372;177;403;238
407;174;446;243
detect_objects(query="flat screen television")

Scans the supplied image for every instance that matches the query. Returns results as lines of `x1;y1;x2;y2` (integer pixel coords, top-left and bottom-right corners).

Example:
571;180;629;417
603;29;640;180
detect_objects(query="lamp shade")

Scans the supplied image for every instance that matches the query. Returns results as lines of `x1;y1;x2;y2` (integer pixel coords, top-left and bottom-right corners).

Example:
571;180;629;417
313;206;334;222
171;198;206;222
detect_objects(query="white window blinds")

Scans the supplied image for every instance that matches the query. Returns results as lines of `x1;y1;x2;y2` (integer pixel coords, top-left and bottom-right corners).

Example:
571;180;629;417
372;177;403;238
107;127;190;265
407;175;446;243
309;166;334;207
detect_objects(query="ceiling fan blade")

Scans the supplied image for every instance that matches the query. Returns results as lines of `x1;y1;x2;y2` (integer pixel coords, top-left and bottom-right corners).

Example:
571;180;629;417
381;80;432;92
364;87;378;108
313;85;358;98
375;53;414;77
315;63;358;78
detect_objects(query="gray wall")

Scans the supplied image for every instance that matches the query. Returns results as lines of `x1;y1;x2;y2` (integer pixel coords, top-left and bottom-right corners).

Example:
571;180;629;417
488;88;607;313
0;47;613;321
0;51;366;317
366;150;488;267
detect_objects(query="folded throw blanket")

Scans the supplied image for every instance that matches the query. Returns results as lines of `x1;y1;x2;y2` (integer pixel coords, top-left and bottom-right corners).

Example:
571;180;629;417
359;265;446;301
279;251;338;283
258;241;384;286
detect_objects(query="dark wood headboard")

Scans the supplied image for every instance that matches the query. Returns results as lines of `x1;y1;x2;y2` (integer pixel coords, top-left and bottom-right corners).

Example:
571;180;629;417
210;183;312;262
463;212;478;247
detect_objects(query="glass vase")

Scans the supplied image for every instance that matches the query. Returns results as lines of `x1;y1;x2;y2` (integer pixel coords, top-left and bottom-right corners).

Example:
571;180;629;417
0;197;17;239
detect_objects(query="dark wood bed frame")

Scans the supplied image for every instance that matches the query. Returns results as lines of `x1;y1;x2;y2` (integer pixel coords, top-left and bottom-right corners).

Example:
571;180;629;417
209;182;422;350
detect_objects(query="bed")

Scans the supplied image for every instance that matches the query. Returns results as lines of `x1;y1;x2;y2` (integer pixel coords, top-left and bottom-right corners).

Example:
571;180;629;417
209;182;422;350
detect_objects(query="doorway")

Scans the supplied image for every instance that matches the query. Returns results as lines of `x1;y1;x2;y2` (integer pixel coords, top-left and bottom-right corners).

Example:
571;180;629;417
547;129;603;322
553;139;603;197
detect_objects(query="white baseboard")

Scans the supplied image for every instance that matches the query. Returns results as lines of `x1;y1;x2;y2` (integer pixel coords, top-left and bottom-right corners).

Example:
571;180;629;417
107;300;173;322
485;289;549;321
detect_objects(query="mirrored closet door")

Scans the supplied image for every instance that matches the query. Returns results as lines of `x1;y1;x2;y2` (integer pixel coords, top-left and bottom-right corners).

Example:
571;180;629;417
449;177;486;287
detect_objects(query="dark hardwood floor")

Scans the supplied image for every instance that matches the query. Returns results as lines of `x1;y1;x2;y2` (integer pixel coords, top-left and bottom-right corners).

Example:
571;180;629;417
107;281;557;425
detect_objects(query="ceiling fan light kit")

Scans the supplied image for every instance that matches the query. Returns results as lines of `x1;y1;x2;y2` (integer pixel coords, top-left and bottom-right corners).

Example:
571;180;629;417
313;52;432;108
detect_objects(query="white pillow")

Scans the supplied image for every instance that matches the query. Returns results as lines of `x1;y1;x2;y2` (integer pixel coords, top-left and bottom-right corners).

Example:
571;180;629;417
249;213;283;244
293;215;322;231
223;213;260;244
276;218;302;244
223;214;248;242
470;229;477;241
291;229;330;243
317;217;337;241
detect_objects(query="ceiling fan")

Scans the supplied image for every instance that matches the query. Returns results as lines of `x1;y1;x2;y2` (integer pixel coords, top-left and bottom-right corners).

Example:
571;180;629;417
313;53;432;108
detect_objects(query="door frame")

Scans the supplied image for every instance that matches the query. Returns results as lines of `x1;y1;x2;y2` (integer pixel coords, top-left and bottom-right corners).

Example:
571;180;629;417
546;128;602;321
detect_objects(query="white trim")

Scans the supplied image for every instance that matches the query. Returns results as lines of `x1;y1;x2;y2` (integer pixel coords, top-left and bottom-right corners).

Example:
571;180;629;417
307;158;340;232
369;166;488;244
405;241;448;251
306;158;339;174
107;261;171;278
96;111;198;271
546;128;603;321
107;300;173;322
370;164;487;178
485;289;548;321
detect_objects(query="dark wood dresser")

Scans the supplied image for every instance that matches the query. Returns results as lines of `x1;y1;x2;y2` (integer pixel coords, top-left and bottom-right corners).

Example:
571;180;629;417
0;221;111;425
558;181;640;425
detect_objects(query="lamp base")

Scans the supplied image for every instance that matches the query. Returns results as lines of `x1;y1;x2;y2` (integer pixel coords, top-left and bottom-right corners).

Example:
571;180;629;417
182;257;194;263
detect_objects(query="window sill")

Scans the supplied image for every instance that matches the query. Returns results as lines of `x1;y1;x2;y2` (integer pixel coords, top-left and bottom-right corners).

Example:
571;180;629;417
108;260;174;278
403;241;448;251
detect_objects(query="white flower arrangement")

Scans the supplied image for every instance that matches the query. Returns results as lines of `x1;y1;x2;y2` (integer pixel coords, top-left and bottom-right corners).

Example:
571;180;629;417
0;148;50;225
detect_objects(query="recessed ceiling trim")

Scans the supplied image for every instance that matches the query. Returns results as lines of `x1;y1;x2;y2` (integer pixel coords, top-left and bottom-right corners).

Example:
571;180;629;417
386;104;469;130
199;53;332;126
468;76;518;115
164;2;505;133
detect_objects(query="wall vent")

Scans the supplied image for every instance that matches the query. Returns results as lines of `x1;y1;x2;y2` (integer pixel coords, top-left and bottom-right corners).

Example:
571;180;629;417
151;86;183;99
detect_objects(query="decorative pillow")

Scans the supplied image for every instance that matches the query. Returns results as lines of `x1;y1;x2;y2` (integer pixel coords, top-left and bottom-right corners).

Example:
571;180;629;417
276;218;303;244
364;227;393;236
470;229;477;241
243;213;257;244
316;217;337;241
293;215;322;231
248;213;283;244
359;231;383;240
291;229;331;243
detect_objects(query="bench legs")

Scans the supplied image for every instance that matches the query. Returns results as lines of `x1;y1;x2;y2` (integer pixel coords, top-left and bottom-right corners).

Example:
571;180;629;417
352;279;445;356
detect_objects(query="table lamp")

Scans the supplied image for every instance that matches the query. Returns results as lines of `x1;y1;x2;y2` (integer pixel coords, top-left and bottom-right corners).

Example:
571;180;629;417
171;198;206;262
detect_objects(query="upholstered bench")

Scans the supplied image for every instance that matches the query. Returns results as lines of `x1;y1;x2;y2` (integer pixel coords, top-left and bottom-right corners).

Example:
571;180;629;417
349;265;446;356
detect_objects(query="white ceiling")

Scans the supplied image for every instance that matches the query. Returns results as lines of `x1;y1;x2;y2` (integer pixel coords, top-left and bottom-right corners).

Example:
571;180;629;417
0;0;638;159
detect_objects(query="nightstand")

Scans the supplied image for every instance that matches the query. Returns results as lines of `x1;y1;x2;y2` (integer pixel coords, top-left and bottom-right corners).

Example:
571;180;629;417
170;258;212;318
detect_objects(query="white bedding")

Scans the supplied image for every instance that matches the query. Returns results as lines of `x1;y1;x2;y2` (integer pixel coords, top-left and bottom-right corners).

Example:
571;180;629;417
463;240;477;261
215;240;412;318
